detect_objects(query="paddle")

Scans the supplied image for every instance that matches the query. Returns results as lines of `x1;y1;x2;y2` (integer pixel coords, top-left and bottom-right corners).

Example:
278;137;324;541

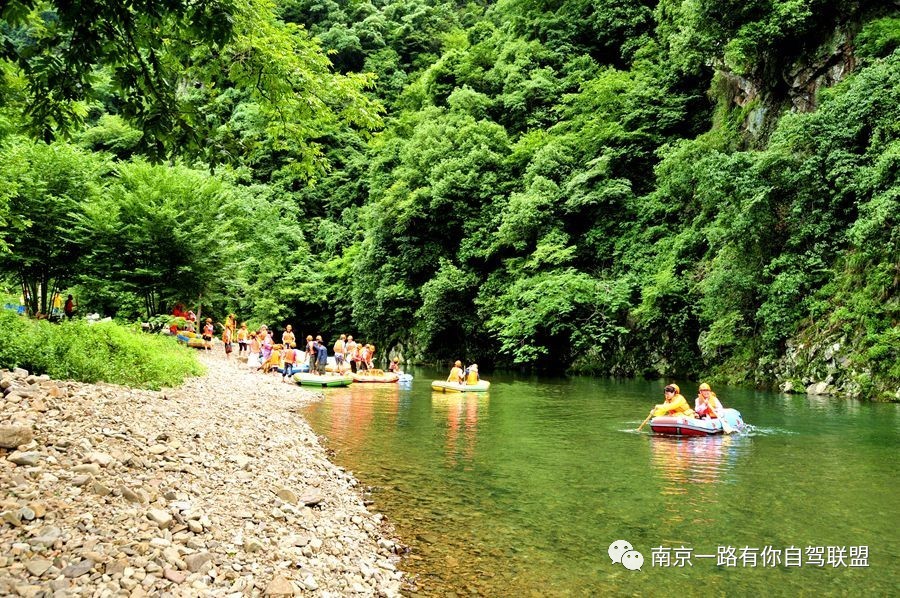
636;409;654;432
708;404;734;434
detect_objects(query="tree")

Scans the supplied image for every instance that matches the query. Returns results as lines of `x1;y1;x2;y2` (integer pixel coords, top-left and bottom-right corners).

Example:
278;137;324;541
73;160;235;319
0;137;108;315
0;0;235;145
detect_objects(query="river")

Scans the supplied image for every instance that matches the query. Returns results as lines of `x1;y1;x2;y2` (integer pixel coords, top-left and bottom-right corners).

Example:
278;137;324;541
301;368;899;596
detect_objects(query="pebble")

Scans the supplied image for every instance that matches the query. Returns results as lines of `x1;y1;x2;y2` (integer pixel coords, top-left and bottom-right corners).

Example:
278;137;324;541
0;356;407;594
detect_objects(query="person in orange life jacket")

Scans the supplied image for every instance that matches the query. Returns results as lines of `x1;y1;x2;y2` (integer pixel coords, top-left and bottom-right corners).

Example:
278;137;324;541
448;361;465;384
388;357;400;373
222;326;233;359
694;383;724;418
365;344;376;370
465;364;479;385
282;324;296;348
202;318;214;351
305;335;315;364
260;344;282;374
281;342;297;381
236;323;249;354
653;384;695;418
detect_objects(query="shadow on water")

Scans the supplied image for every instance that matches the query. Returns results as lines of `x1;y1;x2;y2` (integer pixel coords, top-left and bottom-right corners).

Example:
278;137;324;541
302;369;900;596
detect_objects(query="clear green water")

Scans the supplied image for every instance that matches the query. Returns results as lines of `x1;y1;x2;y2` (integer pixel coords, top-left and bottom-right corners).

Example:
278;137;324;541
301;369;899;596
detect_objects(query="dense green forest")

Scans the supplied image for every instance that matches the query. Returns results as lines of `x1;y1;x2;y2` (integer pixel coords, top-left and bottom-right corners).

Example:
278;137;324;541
1;0;897;399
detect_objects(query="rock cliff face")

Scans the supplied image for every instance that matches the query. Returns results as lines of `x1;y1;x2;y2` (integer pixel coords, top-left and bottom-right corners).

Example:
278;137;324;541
717;26;859;145
773;334;900;402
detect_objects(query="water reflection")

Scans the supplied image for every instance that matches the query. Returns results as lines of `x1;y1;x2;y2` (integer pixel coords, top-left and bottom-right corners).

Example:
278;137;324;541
431;392;489;468
649;435;740;490
318;385;400;445
301;371;900;597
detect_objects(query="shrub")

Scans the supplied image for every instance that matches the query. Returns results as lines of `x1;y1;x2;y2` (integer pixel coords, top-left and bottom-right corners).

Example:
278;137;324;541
0;311;203;389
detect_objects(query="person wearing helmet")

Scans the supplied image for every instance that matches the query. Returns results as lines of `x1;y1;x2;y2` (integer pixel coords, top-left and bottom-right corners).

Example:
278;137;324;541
465;364;479;385
652;384;695;418
694;382;724;418
448;360;465;384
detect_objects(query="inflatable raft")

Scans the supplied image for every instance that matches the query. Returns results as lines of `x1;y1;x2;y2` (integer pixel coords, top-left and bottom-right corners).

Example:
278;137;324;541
293;373;353;388
176;334;208;349
431;380;491;393
649;408;744;436
352;372;400;383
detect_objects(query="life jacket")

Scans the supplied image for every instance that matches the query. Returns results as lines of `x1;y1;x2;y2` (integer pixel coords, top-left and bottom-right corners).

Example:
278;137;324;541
466;370;479;385
654;394;695;418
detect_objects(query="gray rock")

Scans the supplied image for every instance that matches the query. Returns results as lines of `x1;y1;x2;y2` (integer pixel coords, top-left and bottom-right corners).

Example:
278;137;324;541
28;527;62;546
119;485;143;503
1;509;23;526
72;463;101;475
24;558;53;577
0;425;33;449
164;568;187;584
806;381;831;395
62;559;95;578
298;489;324;506
184;552;213;572
8;450;42;466
87;451;114;466
18;506;36;521
91;481;112;496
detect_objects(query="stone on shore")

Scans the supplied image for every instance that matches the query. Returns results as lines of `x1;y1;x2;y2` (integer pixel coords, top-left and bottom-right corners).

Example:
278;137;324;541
0;356;407;595
0;425;33;449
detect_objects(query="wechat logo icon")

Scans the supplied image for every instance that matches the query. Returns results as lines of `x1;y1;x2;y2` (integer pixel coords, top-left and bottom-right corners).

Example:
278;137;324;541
609;540;644;571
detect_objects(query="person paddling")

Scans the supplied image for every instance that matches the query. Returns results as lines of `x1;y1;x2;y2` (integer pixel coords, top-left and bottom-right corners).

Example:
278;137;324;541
652;384;695;418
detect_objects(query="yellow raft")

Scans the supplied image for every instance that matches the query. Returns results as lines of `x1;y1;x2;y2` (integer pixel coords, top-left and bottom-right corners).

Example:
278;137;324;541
431;380;490;393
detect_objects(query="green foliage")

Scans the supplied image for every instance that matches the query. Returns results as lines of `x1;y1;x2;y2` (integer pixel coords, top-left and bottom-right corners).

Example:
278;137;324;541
72;160;236;319
479;268;631;367
0;0;897;398
0;137;108;314
855;17;900;59
0;310;203;389
415;259;479;359
0;0;235;145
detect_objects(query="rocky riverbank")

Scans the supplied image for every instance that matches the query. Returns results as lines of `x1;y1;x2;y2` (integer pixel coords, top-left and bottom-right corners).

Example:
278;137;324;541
0;353;407;596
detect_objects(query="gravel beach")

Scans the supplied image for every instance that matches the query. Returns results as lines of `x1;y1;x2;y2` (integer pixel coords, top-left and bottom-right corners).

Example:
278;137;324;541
0;352;407;596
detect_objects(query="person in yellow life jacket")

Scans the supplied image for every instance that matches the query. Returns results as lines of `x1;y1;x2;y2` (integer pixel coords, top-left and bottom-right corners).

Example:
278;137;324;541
694;382;724;418
465;364;479;385
653;384;695;418
260;344;283;374
448;360;465;384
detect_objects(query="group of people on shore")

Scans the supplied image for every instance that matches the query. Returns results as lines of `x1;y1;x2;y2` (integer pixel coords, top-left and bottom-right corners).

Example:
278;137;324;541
192;313;388;382
650;382;724;419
